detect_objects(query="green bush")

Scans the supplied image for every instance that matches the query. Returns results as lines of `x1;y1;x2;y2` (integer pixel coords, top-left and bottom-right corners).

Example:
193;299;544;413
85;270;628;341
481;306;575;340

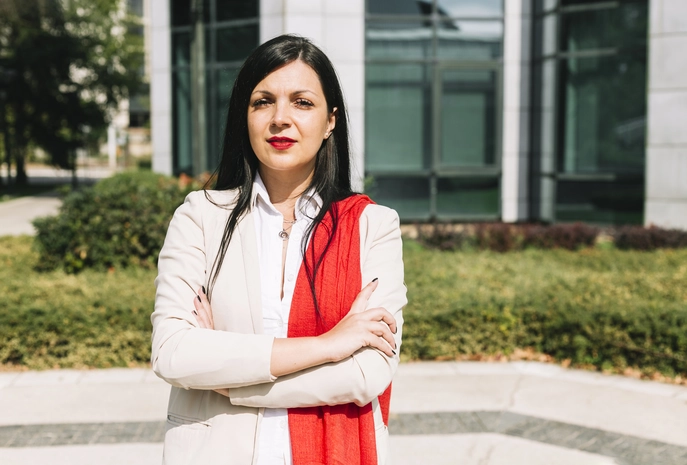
33;171;193;272
0;236;155;369
402;242;687;378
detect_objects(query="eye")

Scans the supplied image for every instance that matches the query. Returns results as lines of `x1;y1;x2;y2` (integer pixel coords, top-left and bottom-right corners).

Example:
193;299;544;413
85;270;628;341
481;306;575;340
251;98;270;108
294;98;314;108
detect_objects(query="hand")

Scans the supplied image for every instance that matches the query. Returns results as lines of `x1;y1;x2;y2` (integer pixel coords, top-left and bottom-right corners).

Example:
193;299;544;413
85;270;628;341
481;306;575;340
318;279;398;362
192;286;214;330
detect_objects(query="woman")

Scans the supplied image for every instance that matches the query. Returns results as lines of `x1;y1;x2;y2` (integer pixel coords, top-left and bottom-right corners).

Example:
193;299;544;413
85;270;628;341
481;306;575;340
151;34;406;465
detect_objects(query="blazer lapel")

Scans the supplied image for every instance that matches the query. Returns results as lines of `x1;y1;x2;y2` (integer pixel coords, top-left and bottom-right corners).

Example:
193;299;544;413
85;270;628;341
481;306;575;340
238;210;263;334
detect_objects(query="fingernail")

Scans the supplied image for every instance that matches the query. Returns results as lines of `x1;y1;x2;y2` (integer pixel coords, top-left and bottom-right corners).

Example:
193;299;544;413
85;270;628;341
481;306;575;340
372;277;378;282
391;349;397;355
202;285;206;294
192;310;198;315
197;295;201;302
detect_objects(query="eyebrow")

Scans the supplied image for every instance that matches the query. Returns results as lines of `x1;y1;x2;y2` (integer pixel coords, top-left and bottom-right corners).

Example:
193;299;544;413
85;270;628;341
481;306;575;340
251;89;318;97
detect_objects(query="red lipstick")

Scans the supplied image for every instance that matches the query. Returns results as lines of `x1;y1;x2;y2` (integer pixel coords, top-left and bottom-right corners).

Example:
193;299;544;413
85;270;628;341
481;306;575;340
267;137;296;150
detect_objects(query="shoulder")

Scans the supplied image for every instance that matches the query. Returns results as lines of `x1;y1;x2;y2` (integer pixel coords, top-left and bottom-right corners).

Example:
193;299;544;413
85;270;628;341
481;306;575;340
360;203;400;229
181;189;240;210
359;202;401;248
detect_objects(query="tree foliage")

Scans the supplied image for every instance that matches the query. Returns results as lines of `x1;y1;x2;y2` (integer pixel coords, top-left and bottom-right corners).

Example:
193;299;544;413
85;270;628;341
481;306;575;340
0;0;144;184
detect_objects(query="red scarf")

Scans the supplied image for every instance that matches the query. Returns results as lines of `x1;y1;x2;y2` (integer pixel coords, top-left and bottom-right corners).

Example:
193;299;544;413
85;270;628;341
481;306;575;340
287;194;391;465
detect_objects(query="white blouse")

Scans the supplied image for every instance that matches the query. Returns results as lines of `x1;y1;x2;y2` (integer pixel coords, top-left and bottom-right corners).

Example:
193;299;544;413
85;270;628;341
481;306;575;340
252;174;321;465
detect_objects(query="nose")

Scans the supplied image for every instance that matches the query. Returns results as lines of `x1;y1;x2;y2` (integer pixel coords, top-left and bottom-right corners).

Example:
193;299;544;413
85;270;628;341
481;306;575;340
271;100;292;128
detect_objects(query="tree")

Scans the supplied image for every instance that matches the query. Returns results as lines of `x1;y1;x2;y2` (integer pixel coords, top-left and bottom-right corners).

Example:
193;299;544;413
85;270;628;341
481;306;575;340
0;0;144;186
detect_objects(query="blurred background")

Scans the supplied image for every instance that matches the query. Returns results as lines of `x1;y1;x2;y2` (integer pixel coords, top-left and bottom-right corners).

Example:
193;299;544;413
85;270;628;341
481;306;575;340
2;0;685;230
1;2;687;464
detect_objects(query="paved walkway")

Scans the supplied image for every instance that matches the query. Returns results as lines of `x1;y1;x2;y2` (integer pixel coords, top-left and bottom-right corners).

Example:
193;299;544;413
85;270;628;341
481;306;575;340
0;193;62;235
0;165;116;236
0;362;685;464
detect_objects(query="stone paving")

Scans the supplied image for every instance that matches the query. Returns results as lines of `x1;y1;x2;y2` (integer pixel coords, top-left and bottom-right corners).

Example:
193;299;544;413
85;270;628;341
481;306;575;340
1;411;686;465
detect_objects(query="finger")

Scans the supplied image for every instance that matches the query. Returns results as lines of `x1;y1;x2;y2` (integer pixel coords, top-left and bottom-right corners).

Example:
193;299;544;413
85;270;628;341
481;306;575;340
193;294;211;328
367;319;396;350
351;278;379;314
365;333;395;357
365;307;397;336
198;287;214;327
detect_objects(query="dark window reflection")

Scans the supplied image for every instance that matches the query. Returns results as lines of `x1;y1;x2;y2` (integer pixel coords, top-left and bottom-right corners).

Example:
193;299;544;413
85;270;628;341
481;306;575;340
558;53;646;174
216;0;258;21
367;0;429;16
367;177;431;220
171;0;192;26
556;179;644;225
436;177;499;216
217;25;259;63
560;2;648;52
172;31;191;67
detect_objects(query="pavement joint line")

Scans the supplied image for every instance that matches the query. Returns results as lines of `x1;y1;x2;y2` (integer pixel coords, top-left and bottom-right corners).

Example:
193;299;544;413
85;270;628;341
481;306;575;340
1;411;684;465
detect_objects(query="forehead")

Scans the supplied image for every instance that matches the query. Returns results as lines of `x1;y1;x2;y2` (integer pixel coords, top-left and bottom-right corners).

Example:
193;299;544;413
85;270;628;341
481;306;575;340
253;60;324;95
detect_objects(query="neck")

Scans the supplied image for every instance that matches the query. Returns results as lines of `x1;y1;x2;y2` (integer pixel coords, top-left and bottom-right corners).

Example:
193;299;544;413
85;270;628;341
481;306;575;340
259;167;314;217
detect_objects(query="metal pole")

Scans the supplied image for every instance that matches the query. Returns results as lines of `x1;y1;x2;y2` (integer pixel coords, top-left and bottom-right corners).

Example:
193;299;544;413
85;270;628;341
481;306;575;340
190;0;207;176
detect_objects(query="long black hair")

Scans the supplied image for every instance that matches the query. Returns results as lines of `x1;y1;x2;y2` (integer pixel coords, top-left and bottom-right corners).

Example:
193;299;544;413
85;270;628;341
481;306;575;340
205;34;355;310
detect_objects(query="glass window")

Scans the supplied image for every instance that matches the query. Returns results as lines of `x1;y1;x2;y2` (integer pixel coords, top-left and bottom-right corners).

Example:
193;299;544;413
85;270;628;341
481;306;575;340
440;69;497;167
556;179;644;224
436;20;503;60
436;177;499;216
367;176;431;220
366;0;503;221
560;2;648;52
558;54;646;174
366;64;431;172
366;20;434;60
367;0;430;16
171;0;192;26
217;25;259;63
437;0;503;18
172;31;191;67
173;70;192;175
216;0;258;21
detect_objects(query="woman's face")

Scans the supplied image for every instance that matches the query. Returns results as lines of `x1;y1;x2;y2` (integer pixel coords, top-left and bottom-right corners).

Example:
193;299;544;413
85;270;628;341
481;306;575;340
247;60;336;182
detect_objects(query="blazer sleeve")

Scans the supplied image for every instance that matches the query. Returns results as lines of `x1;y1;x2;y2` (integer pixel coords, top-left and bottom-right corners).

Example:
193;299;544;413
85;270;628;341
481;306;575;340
228;205;407;408
151;191;276;390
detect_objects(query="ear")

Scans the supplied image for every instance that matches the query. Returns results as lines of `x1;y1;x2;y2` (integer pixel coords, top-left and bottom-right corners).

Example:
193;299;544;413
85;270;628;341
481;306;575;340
325;107;337;139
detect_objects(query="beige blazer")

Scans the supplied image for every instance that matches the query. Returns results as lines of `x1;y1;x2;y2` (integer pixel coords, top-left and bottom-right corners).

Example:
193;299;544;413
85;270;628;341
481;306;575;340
151;189;407;465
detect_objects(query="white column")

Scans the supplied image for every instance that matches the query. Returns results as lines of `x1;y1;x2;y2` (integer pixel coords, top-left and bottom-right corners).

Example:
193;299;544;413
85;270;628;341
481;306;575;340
149;0;173;175
501;0;533;222
260;0;366;192
645;0;687;230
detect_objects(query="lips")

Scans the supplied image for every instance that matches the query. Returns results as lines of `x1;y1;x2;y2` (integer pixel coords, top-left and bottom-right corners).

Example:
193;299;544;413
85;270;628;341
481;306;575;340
267;137;296;150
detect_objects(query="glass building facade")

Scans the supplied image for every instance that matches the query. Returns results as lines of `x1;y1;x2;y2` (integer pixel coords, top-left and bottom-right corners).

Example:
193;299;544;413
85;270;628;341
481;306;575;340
531;0;648;224
160;0;655;226
365;0;504;221
170;0;259;175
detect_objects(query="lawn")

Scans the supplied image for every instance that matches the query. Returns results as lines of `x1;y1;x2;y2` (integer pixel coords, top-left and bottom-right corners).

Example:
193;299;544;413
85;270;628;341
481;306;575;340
2;235;686;379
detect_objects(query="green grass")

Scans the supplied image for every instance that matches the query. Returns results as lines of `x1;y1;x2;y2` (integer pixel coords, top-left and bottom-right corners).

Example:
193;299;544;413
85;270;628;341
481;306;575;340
402;241;687;377
0;236;156;369
1;235;686;378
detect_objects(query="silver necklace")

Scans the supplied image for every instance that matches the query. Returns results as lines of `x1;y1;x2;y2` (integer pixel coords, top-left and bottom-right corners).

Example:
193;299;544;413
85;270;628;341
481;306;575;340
279;218;297;240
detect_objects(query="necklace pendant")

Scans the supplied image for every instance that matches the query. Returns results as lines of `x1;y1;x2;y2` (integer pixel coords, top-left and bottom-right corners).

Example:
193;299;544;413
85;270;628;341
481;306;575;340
278;230;289;240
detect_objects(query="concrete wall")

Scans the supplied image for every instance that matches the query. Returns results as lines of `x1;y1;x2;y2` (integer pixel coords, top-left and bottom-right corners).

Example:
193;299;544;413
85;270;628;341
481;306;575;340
149;0;172;175
260;0;366;191
501;0;532;222
645;0;687;229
